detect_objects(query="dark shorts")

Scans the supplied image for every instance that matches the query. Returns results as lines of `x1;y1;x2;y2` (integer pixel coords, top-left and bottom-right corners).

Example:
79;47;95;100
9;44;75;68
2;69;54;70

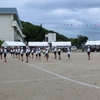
4;53;7;57
0;52;3;55
39;53;41;57
31;53;34;55
26;53;28;56
68;54;70;57
54;52;56;55
87;52;90;55
21;54;23;57
36;54;38;57
58;51;61;55
45;53;48;57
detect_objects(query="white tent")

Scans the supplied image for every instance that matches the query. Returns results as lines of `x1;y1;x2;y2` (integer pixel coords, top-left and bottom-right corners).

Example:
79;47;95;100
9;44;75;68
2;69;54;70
52;42;71;47
1;41;26;47
85;41;100;46
28;42;49;46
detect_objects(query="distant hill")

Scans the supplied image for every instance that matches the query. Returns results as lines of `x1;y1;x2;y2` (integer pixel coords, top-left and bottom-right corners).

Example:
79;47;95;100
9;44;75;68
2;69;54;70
21;21;69;42
21;21;88;48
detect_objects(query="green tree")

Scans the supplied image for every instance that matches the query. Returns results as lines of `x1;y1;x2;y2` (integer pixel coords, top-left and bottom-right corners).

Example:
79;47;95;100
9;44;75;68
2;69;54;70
69;35;88;48
77;35;88;48
0;40;3;46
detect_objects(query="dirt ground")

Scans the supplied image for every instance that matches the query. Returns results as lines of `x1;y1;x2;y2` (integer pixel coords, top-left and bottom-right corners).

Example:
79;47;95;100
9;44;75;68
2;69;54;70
0;51;100;100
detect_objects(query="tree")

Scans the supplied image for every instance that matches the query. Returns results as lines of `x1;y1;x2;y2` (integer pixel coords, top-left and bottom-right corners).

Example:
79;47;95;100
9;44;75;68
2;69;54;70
0;40;3;46
77;35;88;48
69;35;88;48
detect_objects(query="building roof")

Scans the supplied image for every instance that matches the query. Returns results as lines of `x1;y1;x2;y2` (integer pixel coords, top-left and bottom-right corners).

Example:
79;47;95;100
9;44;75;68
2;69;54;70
52;42;71;46
0;8;22;29
28;42;49;46
1;41;26;46
85;40;100;45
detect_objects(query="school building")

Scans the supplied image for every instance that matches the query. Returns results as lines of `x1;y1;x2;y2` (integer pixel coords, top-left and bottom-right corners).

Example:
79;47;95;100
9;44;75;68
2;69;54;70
0;8;25;42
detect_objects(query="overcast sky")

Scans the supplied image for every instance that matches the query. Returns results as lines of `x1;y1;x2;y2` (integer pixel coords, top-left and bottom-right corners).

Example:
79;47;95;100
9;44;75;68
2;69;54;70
1;0;100;40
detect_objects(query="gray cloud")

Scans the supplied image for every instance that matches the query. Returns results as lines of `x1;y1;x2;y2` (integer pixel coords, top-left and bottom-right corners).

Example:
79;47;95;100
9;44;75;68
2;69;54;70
1;0;100;40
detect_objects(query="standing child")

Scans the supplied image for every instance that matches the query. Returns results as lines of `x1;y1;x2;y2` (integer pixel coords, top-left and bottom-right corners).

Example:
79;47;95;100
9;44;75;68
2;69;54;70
67;47;71;60
45;48;49;61
58;47;61;60
15;47;18;58
17;46;20;60
38;47;41;60
54;47;57;59
43;48;45;57
25;46;29;63
87;46;91;60
31;47;34;58
35;48;39;60
3;47;7;62
0;46;3;59
20;47;24;61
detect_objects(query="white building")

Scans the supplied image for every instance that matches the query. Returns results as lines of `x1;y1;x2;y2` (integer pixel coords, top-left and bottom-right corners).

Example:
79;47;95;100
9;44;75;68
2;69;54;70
0;8;25;42
45;33;56;43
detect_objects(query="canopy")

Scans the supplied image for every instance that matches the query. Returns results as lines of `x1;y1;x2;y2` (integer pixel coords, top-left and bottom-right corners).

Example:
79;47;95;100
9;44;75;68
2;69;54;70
85;41;100;46
28;42;49;46
52;42;71;46
1;41;26;47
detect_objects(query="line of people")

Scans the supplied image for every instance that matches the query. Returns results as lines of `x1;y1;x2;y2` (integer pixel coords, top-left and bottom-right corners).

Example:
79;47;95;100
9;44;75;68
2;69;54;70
0;46;71;63
53;47;71;60
0;46;50;63
0;45;91;63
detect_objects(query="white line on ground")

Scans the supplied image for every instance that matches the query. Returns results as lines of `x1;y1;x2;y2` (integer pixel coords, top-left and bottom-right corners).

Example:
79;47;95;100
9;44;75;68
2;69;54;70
26;63;100;89
0;77;60;84
67;74;100;78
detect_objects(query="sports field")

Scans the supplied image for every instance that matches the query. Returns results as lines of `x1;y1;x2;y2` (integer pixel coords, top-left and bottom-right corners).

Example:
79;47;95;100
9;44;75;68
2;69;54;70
0;52;100;100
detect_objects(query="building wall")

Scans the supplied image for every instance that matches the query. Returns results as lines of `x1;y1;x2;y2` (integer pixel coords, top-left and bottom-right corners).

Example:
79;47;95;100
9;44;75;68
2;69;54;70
45;33;56;43
0;14;13;41
0;14;23;42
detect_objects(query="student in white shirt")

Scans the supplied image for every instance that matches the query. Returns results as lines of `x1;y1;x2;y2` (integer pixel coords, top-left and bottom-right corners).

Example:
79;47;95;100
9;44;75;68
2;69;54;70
54;47;57;59
35;48;39;60
25;46;29;63
31;47;34;58
20;47;24;61
67;47;71;60
17;47;20;60
87;46;91;60
45;48;49;61
0;46;3;59
58;48;61;60
15;47;18;58
3;47;7;62
38;47;41;60
12;47;15;58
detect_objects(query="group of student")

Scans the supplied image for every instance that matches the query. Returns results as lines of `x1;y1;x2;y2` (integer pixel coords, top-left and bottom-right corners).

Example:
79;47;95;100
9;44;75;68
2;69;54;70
0;45;91;63
53;46;71;60
0;46;50;62
9;46;49;62
53;46;91;60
